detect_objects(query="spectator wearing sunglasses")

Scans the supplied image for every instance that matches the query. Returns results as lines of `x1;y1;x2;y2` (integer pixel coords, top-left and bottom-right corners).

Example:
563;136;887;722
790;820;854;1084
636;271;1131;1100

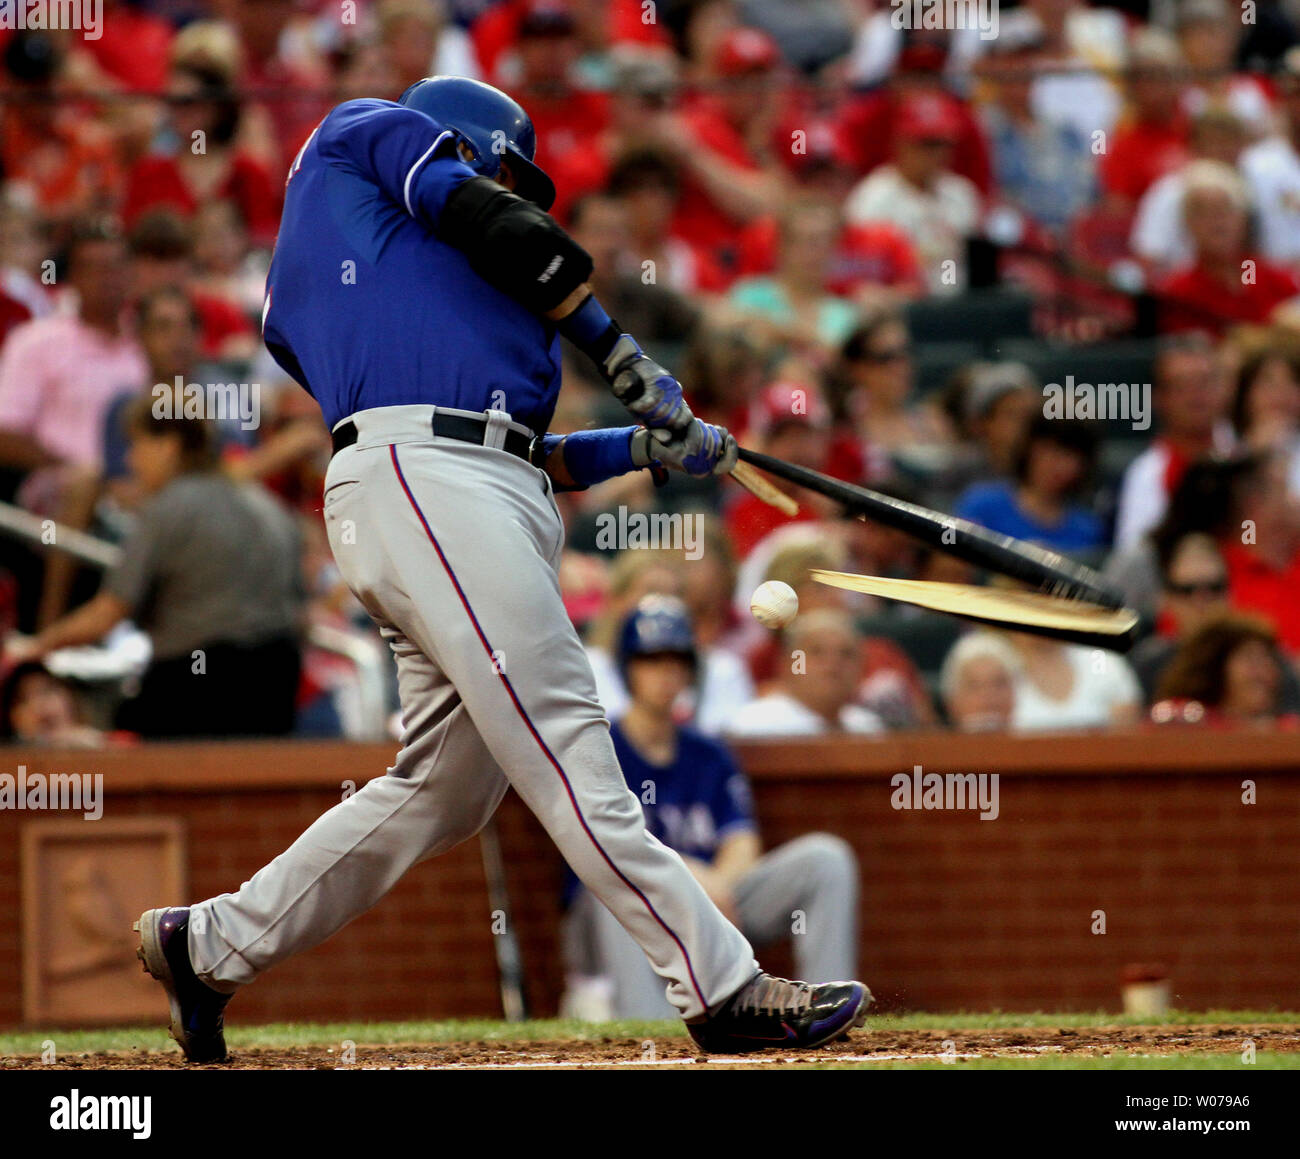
1131;532;1229;703
123;58;281;248
1137;529;1300;709
830;309;957;482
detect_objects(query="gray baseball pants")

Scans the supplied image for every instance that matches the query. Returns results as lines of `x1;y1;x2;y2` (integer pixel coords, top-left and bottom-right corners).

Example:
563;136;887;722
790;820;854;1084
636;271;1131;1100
186;405;758;1019
566;833;859;1019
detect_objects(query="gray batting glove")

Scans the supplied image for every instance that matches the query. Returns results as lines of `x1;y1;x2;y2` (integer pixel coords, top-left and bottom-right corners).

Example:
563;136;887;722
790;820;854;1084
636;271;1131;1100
602;334;693;434
635;420;738;478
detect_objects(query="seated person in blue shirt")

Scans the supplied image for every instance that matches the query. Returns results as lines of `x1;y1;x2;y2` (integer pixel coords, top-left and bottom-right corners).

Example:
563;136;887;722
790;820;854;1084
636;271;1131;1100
954;414;1104;554
562;595;860;1020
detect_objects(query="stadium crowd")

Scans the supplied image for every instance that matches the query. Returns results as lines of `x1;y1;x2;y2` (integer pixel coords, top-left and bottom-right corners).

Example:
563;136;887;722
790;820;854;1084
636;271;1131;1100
1;0;1300;741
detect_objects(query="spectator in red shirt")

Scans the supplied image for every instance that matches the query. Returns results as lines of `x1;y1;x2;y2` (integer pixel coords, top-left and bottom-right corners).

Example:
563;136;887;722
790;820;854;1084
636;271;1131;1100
1220;451;1300;653
724;379;835;556
649;27;790;278
126;209;256;365
0;32;121;222
1101;29;1191;205
503;2;611;222
476;0;669;84
734;197;923;302
605;148;726;294
475;0;666;84
513;2;610;138
123;61;282;249
81;0;175;94
227;0;330;167
837;45;993;196
1157;161;1300;336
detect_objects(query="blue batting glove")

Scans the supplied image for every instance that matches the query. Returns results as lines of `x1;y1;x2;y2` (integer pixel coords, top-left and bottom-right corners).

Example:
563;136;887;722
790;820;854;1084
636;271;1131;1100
602;334;692;433
644;421;739;478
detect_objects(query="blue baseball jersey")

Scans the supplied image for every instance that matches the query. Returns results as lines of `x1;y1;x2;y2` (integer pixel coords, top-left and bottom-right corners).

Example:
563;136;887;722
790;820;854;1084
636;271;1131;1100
563;721;757;906
262;98;564;433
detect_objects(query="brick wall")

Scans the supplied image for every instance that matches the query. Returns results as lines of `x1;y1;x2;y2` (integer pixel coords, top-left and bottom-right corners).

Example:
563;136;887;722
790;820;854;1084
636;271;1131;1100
1;732;1297;1028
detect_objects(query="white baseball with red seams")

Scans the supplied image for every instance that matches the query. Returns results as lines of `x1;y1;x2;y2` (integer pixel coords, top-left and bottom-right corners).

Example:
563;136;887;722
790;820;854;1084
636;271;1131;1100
184;404;759;1020
750;580;799;629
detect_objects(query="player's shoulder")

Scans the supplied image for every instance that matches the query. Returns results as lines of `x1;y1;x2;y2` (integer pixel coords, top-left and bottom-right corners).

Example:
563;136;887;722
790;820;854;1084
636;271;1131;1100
324;97;406;121
317;98;445;149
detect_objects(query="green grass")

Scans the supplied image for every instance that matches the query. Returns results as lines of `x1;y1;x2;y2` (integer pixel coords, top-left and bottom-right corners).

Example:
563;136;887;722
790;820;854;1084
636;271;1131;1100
814;1053;1300;1071
0;1009;1295;1060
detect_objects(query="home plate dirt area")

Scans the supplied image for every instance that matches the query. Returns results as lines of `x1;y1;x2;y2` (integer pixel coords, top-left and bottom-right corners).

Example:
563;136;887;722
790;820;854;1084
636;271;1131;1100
6;1022;1299;1070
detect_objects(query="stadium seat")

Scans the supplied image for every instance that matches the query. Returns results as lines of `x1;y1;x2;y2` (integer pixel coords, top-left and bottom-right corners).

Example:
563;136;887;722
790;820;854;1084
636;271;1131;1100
905;290;1035;348
994;338;1159;442
857;610;965;679
912;340;982;396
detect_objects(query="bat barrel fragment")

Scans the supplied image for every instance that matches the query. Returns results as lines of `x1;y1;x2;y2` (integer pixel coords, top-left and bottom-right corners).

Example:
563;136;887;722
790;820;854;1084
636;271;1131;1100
737;448;1123;610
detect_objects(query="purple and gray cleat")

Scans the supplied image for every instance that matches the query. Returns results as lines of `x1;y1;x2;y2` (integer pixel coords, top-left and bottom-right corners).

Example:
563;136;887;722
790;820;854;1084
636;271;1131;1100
135;907;232;1064
687;972;872;1054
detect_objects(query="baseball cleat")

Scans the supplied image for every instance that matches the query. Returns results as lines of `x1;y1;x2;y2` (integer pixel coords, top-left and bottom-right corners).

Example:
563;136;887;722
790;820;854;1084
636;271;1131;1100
135;907;232;1064
687;972;872;1054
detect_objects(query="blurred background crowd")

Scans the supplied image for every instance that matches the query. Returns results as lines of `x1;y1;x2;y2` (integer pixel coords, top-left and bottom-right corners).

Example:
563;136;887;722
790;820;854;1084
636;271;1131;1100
2;0;1300;745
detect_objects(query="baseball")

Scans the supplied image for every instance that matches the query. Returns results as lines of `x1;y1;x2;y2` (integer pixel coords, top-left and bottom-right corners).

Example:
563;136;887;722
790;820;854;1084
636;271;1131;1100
750;580;799;629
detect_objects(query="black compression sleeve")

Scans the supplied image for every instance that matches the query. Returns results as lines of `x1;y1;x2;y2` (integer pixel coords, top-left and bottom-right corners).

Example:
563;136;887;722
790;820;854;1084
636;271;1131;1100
436;176;593;314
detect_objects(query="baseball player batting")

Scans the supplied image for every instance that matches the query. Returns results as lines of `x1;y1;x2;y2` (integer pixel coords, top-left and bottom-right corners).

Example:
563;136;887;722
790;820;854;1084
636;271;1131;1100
134;76;870;1060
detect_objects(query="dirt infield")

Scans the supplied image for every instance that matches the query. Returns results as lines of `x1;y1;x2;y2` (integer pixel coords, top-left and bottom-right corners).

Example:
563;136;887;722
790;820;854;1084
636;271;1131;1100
7;1023;1296;1070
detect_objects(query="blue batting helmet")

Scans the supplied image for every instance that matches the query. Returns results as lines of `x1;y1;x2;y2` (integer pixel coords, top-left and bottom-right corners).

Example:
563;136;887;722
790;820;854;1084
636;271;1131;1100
397;75;556;211
618;595;699;683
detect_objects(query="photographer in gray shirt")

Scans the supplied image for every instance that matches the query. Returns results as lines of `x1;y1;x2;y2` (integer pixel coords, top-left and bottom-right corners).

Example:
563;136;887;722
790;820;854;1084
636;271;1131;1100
13;400;304;737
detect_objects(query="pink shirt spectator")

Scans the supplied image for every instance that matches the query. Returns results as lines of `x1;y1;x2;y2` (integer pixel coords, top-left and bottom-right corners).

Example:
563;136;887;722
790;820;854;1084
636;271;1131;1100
0;316;146;470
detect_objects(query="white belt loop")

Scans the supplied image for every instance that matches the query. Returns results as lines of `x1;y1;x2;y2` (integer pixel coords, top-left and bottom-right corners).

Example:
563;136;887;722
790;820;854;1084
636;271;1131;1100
481;406;513;451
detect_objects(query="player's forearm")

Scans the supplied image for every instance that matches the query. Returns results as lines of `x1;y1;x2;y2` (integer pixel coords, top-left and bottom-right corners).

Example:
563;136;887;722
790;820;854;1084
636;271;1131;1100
537;427;658;491
436;176;594;316
552;294;682;426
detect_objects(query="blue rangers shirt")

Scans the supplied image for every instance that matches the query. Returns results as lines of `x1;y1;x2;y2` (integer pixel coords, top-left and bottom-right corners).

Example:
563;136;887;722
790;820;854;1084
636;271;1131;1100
262;99;563;434
563;720;758;906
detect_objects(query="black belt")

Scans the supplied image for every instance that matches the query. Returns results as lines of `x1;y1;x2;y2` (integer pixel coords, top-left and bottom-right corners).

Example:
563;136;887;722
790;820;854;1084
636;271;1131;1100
332;413;538;462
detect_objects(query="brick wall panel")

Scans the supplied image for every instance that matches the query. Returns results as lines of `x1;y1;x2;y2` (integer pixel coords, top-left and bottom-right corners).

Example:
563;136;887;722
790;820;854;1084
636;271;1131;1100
1;737;1298;1026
